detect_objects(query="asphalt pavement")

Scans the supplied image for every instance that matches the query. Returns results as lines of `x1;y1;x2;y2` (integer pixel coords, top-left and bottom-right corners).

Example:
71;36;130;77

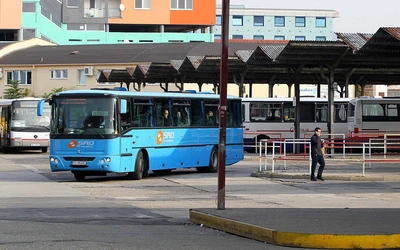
190;154;400;249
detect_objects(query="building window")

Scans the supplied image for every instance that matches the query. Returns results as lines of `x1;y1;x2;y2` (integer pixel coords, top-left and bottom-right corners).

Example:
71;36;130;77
214;34;221;40
316;17;326;27
67;0;78;7
295;17;305;27
23;29;36;40
135;0;150;9
232;15;243;26
6;71;32;85
50;70;68;79
274;16;285;27
23;3;36;12
295;36;306;41
216;15;221;25
78;70;86;85
232;35;243;39
171;0;192;10
253;16;264;26
316;36;326;41
274;35;285;40
253;35;264;40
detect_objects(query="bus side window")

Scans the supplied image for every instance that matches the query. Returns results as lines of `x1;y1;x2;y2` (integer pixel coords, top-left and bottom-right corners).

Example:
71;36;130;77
121;99;132;129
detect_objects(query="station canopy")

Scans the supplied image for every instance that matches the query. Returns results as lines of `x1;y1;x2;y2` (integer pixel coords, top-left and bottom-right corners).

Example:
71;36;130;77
95;28;400;93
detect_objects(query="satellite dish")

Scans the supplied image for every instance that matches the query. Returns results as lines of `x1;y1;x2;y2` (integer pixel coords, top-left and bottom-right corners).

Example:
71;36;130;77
119;4;125;11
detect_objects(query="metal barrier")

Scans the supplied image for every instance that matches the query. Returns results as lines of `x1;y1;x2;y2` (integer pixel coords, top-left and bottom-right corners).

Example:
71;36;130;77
301;132;400;158
244;130;293;154
361;142;400;177
255;138;400;178
258;139;311;174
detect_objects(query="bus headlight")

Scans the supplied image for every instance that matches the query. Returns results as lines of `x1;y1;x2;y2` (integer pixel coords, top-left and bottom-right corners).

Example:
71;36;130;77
100;158;111;164
15;137;22;141
50;158;59;164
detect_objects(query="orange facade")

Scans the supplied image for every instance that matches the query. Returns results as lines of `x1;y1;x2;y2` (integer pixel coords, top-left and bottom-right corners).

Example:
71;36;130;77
108;0;215;25
0;0;22;29
170;0;215;25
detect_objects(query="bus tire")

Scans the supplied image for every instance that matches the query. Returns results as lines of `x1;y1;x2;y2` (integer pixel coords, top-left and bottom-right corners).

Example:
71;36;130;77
74;173;85;181
41;147;48;153
197;147;218;173
2;146;10;154
130;150;147;180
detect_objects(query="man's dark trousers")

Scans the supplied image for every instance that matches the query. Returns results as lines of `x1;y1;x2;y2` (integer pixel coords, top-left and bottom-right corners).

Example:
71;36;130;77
311;154;325;178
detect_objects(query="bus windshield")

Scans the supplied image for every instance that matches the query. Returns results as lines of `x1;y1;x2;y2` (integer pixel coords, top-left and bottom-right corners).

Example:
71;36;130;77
52;97;117;135
12;101;51;128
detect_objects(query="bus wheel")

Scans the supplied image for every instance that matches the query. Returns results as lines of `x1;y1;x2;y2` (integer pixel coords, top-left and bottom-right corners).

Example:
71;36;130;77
197;147;218;173
74;173;85;181
2;147;9;154
41;147;48;153
130;151;147;180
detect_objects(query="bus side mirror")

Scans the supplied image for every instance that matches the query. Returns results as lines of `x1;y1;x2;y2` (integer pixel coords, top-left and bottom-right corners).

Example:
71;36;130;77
120;99;127;114
37;99;45;116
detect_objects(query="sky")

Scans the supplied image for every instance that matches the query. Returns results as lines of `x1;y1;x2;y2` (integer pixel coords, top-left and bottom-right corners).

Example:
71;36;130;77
216;0;400;34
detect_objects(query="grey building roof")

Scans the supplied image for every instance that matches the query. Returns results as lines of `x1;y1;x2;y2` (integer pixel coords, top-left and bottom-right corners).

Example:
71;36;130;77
0;42;202;65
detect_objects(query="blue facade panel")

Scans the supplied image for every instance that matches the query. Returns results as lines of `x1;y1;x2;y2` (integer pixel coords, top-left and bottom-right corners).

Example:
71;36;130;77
214;8;337;41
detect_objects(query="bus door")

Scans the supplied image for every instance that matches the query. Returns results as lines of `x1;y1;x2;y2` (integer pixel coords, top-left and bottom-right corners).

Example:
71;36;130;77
0;106;10;147
119;98;134;171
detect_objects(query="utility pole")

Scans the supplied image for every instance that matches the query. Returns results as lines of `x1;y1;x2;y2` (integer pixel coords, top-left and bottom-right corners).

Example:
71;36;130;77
217;0;230;210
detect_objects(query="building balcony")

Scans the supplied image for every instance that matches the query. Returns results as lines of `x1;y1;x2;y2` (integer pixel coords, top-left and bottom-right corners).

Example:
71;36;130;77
84;8;105;18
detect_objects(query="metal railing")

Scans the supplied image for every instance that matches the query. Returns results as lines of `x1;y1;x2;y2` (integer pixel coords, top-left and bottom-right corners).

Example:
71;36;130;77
258;139;311;174
362;141;400;177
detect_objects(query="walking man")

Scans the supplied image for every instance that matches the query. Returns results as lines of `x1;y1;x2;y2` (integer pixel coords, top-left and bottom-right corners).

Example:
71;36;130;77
310;127;325;181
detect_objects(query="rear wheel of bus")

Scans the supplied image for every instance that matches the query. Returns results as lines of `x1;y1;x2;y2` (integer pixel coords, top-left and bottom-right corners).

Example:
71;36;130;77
129;150;148;180
197;146;218;173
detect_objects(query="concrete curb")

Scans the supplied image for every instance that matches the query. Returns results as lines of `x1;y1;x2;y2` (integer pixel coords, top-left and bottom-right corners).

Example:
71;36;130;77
189;209;400;249
250;172;387;181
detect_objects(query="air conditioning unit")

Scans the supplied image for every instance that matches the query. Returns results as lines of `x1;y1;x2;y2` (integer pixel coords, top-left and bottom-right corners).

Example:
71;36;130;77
84;66;94;76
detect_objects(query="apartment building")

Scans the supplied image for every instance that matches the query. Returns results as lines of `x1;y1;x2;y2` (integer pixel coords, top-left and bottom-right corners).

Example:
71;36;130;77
214;5;338;41
0;1;22;41
19;0;215;45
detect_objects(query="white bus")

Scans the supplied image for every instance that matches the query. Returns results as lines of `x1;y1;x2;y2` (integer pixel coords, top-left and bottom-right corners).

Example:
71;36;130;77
242;97;350;152
347;97;400;135
0;98;50;153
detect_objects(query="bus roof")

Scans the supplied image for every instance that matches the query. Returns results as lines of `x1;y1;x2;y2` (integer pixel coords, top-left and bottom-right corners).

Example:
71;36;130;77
53;90;241;100
0;97;43;106
349;97;400;105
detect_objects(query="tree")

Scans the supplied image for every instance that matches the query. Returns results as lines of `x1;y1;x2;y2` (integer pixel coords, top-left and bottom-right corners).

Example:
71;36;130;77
41;87;69;98
3;80;25;99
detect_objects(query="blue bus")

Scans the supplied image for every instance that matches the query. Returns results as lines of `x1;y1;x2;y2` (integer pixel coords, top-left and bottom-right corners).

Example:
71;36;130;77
37;89;243;181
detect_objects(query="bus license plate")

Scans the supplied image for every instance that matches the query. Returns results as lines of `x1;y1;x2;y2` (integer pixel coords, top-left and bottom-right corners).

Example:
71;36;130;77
31;144;40;146
72;161;86;165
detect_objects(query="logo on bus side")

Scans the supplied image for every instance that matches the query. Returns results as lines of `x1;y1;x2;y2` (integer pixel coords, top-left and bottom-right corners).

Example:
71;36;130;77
156;130;163;145
156;130;175;145
68;140;77;148
68;140;95;148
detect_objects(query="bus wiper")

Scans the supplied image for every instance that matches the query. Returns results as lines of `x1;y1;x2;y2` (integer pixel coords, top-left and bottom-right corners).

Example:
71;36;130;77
86;128;104;138
34;125;50;130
